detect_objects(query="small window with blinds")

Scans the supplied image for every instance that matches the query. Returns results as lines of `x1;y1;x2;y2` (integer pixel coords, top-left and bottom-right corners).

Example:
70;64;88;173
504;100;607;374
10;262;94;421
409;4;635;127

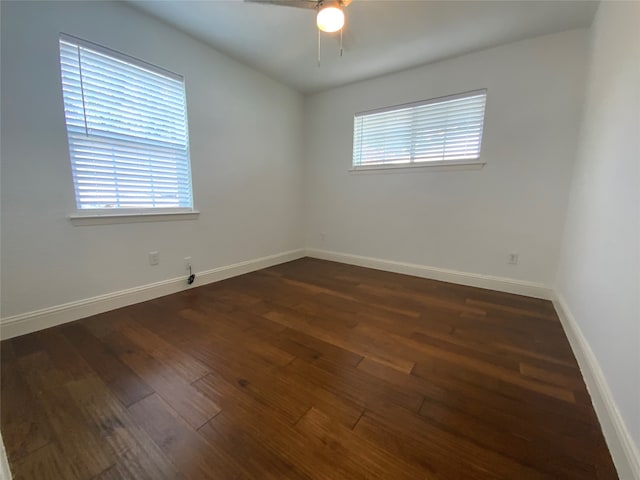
352;89;487;169
59;34;193;212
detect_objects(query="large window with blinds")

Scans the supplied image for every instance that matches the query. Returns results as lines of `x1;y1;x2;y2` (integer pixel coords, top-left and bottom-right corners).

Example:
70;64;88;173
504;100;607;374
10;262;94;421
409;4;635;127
59;34;193;212
352;90;487;169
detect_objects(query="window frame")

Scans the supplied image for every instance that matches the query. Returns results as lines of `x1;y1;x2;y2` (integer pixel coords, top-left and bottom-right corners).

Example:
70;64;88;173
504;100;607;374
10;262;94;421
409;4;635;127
351;89;488;172
58;33;197;223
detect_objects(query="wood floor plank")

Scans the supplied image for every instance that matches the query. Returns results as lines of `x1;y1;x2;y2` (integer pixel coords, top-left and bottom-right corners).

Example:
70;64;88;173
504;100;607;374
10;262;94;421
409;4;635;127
356;282;487;316
358;357;593;443
198;411;310;480
117;320;210;383
65;376;180;480
417;396;598;479
403;332;577;403
100;331;221;430
486;340;579;368
8;442;80;480
186;318;366;427
354;403;551;480
519;361;587;390
294;407;432;480
263;305;416;373
352;410;504;480
179;307;296;368
195;372;368;480
60;323;154;407
127;394;249;480
412;358;594;425
194;373;315;479
409;330;522;371
196;363;364;431
284;356;424;415
17;351;114;479
147;314;353;428
0;258;617;479
274;325;364;368
465;298;559;321
0;343;52;462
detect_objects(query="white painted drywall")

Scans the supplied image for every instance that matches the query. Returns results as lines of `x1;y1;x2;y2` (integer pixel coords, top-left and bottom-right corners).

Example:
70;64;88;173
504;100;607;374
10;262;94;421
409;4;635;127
0;1;304;318
303;30;589;285
555;0;640;467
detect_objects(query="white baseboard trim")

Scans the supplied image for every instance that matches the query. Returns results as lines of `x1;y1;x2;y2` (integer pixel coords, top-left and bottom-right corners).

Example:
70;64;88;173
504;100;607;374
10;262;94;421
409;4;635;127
553;294;640;480
305;248;552;299
0;248;305;340
0;433;11;480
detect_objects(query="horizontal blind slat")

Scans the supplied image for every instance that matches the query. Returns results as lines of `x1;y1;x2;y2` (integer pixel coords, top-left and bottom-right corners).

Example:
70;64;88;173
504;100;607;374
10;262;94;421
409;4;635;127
353;90;487;166
60;36;193;209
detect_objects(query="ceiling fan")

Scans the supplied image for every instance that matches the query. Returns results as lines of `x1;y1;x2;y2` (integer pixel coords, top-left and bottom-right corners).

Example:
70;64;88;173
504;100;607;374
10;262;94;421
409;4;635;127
246;0;353;64
246;0;352;32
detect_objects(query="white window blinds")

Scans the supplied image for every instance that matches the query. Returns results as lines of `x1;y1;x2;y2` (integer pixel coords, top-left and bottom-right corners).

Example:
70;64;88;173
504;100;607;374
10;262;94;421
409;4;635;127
353;90;487;168
59;34;193;210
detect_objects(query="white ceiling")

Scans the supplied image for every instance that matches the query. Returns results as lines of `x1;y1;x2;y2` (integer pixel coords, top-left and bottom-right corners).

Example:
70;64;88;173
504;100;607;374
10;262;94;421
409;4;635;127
129;0;598;93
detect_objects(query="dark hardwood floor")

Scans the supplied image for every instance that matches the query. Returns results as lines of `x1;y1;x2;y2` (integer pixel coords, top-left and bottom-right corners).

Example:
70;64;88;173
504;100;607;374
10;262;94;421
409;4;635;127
1;258;617;479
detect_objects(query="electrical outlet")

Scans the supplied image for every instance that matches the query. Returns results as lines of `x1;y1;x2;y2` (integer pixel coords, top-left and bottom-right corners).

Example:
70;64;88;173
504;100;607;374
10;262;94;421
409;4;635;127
508;253;519;265
148;251;159;266
184;256;192;271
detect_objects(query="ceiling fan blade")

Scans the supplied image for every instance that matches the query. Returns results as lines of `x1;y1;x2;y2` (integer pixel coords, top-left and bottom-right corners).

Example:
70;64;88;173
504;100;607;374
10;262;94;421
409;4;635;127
244;0;319;10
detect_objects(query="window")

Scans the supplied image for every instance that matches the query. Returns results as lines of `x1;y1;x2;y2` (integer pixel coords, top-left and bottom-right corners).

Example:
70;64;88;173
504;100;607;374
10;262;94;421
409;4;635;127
352;89;487;169
59;34;193;212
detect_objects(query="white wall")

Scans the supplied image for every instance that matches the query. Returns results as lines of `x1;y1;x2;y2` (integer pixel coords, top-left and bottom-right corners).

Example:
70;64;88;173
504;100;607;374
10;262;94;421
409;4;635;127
0;1;304;319
555;0;640;475
303;30;588;285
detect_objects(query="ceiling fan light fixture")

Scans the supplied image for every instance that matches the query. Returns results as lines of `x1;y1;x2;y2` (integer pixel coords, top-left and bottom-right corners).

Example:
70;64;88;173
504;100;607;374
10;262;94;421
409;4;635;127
317;4;344;33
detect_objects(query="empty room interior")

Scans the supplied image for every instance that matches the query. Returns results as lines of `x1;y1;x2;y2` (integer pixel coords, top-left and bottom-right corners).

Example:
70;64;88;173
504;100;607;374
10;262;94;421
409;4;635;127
0;0;638;478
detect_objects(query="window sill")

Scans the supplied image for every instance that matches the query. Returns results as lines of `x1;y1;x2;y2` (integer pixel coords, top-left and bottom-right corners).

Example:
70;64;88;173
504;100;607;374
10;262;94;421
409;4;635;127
69;210;200;226
349;160;486;174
